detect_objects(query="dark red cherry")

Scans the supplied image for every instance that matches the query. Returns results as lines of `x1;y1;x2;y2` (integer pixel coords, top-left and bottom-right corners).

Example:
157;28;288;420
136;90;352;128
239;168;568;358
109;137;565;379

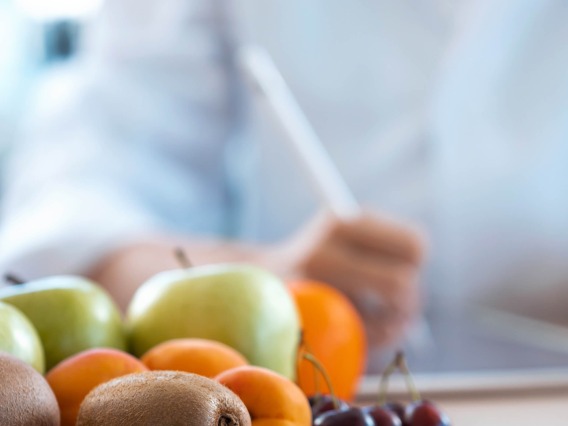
309;394;349;417
362;405;402;426
383;402;406;424
314;407;374;426
405;401;451;426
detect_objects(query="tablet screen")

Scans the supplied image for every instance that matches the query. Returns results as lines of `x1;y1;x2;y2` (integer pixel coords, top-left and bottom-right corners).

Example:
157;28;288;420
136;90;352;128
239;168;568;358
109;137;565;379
360;306;568;399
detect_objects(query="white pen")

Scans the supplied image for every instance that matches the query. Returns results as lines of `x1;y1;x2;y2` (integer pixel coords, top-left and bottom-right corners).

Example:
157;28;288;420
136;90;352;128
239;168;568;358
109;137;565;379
237;46;360;221
238;45;434;354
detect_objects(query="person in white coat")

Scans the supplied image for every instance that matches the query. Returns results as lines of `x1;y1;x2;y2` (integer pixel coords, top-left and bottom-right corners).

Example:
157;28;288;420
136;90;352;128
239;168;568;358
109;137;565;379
1;0;568;351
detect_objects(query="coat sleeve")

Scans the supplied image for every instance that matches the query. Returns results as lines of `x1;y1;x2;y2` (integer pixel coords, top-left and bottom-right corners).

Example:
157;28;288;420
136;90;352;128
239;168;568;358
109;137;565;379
0;0;241;279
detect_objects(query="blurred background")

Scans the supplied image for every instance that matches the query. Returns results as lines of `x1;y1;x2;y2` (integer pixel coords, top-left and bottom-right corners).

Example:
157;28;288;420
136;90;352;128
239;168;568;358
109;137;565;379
2;0;568;376
0;0;97;176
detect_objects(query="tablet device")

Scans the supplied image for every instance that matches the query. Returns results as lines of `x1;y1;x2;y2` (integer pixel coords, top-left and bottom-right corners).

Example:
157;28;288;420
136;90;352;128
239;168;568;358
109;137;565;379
358;306;568;400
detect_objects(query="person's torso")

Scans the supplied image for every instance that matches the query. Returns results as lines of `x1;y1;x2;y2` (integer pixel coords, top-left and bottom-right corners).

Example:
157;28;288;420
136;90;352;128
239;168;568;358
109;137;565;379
230;0;568;312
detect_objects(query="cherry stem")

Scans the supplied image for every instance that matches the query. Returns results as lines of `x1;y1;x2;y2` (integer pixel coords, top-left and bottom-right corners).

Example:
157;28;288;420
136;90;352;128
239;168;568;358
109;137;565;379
302;353;340;410
4;273;25;285
377;353;399;405
304;342;321;394
295;332;305;390
296;331;322;399
395;351;421;402
174;247;193;269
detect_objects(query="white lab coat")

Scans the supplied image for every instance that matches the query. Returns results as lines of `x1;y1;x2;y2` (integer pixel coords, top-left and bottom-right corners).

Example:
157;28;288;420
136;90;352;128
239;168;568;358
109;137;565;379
1;0;568;315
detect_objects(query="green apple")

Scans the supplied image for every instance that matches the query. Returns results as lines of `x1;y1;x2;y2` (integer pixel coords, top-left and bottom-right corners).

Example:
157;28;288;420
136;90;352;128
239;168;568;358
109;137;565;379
127;264;301;379
0;301;45;373
0;276;126;370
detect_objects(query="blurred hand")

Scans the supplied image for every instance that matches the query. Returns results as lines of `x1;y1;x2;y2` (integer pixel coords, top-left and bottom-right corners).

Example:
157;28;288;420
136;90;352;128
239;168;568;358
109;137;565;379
277;210;427;348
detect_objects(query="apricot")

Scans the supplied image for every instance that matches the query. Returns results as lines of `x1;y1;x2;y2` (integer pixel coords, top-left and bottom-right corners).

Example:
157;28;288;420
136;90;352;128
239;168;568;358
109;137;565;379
141;338;248;377
216;365;311;426
45;347;148;426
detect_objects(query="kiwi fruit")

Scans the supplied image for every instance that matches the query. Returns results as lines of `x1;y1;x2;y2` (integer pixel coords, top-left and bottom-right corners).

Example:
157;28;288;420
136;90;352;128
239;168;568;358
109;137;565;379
0;351;60;426
77;370;251;426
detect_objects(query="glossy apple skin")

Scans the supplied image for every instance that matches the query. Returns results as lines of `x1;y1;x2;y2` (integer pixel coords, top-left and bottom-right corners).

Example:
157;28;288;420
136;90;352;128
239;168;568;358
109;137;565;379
0;276;126;370
0;301;45;373
126;264;301;379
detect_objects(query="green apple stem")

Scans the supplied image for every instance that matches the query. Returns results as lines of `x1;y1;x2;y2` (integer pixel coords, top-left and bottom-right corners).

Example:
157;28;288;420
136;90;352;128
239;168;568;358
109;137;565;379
395;351;421;402
4;273;25;285
302;352;340;410
174;247;193;269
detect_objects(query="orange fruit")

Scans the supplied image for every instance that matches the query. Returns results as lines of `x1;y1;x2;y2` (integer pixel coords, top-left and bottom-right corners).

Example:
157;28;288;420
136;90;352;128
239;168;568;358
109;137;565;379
288;280;367;401
45;348;148;426
141;338;248;377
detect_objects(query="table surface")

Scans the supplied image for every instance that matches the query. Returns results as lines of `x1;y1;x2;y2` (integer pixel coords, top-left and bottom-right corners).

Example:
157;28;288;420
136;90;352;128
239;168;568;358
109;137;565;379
357;383;568;425
437;391;568;426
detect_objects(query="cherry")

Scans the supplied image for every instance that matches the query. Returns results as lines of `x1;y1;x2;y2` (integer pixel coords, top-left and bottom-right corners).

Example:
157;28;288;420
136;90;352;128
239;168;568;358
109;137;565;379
373;352;451;426
362;405;402;426
383;401;406;424
404;401;451;426
309;394;349;418
314;407;374;426
308;394;323;408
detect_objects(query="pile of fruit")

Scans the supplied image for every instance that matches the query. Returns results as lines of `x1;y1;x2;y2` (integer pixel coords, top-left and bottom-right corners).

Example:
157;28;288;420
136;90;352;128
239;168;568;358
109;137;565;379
0;254;451;425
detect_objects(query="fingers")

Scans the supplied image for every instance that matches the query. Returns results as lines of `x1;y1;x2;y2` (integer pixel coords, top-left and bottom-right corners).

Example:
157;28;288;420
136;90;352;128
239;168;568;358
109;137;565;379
300;238;414;295
299;240;420;319
333;212;426;265
288;210;427;348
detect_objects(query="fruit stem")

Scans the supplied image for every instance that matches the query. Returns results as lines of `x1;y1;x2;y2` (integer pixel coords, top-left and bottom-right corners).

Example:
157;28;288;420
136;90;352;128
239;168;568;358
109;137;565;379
304;343;322;395
174;247;193;269
295;331;305;390
395;351;421;402
377;352;399;405
302;353;340;410
296;331;323;398
4;273;25;285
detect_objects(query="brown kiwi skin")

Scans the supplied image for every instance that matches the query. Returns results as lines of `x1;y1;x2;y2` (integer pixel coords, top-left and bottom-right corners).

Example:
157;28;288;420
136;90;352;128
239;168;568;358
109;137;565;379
77;370;251;426
0;352;60;426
